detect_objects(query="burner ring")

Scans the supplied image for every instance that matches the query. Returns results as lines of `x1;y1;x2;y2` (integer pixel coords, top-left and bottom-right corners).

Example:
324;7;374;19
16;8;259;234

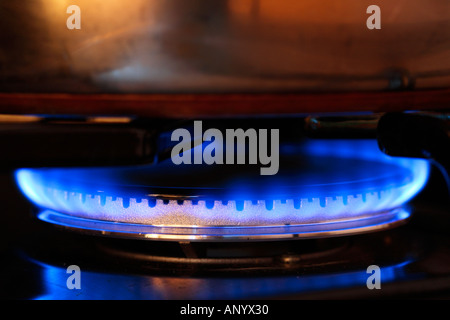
36;207;410;241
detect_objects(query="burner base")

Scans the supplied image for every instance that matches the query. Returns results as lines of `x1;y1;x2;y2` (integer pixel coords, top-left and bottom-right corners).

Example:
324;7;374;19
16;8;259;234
37;207;410;242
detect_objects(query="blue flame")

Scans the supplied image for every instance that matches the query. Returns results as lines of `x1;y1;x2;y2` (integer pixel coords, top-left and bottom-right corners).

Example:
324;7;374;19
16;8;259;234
289;139;431;210
15;139;430;229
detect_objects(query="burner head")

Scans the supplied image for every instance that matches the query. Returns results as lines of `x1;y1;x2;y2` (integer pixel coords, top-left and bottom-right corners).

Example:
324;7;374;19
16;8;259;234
16;140;429;241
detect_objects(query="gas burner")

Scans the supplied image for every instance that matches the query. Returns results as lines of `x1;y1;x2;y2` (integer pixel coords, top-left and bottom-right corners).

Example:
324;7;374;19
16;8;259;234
16;139;429;241
18;220;417;276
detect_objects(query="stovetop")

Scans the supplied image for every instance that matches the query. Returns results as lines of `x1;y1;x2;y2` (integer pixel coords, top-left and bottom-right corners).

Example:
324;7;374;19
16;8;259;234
1;167;449;300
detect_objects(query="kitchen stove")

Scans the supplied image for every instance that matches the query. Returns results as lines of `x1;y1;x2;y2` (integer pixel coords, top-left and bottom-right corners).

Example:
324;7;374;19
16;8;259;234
0;118;449;300
0;167;449;300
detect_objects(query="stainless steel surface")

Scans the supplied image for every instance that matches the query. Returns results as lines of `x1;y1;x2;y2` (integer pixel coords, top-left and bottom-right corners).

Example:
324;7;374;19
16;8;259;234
1;0;450;93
